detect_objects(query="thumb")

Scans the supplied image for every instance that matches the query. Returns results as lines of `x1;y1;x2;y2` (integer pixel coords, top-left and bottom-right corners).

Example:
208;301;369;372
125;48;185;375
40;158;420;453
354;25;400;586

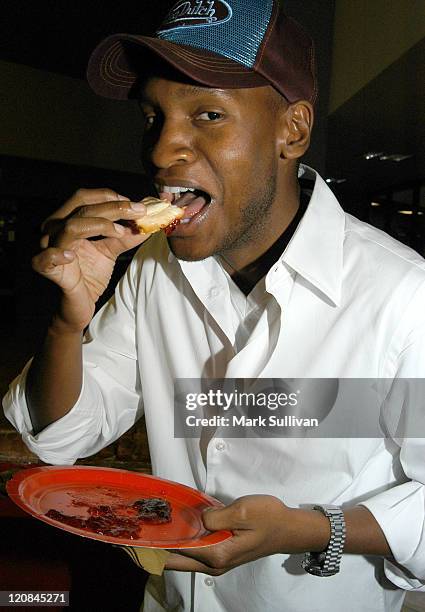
202;505;237;532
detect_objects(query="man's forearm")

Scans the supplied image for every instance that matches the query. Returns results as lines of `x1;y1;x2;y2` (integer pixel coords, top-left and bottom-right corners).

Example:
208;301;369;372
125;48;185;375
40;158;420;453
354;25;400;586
26;322;83;436
289;505;391;557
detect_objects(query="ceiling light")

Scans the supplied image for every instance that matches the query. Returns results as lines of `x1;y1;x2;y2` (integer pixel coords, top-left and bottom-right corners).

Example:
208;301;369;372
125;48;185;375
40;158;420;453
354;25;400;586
362;152;384;160
378;154;414;162
371;202;381;207
397;210;414;215
326;178;347;184
362;151;414;162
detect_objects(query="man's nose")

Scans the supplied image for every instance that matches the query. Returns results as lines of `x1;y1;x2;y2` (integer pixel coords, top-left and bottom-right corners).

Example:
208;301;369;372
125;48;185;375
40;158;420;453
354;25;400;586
150;121;196;169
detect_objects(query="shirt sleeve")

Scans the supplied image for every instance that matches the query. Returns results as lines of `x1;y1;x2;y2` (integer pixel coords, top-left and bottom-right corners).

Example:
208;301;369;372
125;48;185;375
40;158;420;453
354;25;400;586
360;277;425;590
2;250;144;465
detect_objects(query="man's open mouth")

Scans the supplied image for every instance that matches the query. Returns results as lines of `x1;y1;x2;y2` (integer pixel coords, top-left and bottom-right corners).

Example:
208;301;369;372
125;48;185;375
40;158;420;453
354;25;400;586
156;185;212;225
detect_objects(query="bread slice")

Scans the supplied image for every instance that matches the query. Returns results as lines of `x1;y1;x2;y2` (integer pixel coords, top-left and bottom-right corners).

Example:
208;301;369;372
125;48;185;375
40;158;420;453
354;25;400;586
134;197;185;234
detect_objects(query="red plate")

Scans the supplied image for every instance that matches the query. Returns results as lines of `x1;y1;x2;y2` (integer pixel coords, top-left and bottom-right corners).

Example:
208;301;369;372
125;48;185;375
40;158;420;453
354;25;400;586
6;466;232;548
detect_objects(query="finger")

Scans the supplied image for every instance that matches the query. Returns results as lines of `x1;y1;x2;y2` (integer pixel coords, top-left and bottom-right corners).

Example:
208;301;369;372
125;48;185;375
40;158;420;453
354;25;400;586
164;552;226;575
41;188;130;231
53;217;130;248
202;504;246;532
32;248;76;276
41;202;147;248
40;218;64;248
171;537;238;566
40;233;50;249
99;231;152;259
173;530;267;570
72;200;147;223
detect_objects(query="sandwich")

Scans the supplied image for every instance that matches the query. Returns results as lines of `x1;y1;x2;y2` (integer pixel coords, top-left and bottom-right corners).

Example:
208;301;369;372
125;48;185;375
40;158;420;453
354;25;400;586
133;196;185;235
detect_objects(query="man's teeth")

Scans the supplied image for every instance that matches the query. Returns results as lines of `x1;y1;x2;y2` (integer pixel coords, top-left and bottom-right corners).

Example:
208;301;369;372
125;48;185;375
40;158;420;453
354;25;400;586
157;186;195;196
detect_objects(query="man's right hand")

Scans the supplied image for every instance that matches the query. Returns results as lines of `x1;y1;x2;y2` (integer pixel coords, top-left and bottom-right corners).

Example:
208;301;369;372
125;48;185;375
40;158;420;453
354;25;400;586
32;188;149;333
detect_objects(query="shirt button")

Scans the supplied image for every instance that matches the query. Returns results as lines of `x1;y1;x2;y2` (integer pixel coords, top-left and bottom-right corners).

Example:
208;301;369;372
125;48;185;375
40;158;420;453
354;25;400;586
204;577;215;587
209;287;220;299
215;440;226;451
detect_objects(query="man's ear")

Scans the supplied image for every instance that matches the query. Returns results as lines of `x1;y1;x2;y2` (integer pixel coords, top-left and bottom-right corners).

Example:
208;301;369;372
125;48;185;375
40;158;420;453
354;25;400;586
278;101;314;160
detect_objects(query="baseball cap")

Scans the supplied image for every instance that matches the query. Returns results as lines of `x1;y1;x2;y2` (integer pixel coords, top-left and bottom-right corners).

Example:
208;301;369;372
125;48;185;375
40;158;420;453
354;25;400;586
87;0;317;104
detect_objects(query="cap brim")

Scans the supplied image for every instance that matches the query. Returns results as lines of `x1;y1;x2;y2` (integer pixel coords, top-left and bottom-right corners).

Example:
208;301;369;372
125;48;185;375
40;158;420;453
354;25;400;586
87;34;269;100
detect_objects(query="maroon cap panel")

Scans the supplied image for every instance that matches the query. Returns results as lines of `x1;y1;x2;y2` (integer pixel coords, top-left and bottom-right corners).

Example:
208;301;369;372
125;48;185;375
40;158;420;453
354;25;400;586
255;12;317;103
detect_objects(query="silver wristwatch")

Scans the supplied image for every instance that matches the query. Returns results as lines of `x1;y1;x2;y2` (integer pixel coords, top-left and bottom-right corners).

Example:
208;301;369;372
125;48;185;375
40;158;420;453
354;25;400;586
301;505;346;577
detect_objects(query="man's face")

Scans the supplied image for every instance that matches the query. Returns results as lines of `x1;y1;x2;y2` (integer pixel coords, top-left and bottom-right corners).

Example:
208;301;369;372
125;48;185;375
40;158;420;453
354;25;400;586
140;77;285;262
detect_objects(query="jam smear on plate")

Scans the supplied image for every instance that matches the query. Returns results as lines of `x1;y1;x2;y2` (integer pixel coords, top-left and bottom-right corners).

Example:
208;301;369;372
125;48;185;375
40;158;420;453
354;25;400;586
45;497;172;540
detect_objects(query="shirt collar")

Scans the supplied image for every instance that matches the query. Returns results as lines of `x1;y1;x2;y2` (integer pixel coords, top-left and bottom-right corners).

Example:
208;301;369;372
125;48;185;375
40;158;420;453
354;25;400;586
281;165;345;307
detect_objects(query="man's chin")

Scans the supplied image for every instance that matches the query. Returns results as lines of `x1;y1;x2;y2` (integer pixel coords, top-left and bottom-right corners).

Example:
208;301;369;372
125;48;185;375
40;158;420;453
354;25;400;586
167;237;215;262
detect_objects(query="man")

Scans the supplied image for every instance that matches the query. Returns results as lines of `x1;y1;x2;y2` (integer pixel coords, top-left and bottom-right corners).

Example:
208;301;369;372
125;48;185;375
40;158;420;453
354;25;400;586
3;1;425;610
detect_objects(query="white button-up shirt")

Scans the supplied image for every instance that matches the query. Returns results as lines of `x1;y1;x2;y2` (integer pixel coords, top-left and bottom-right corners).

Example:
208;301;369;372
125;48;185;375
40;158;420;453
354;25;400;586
4;166;425;612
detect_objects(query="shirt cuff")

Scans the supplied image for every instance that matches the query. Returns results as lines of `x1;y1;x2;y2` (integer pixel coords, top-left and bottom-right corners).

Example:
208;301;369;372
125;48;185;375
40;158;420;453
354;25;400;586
2;360;103;465
360;481;425;589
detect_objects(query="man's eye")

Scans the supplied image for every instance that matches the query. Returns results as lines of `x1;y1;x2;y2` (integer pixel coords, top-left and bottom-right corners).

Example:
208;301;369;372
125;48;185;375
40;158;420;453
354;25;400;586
197;111;223;121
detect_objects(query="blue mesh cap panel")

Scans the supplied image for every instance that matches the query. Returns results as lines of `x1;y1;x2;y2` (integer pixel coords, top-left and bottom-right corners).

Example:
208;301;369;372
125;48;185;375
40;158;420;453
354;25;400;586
156;0;274;69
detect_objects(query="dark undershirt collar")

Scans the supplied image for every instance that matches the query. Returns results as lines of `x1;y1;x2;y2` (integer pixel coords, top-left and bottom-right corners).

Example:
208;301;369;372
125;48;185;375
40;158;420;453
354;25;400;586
220;191;310;296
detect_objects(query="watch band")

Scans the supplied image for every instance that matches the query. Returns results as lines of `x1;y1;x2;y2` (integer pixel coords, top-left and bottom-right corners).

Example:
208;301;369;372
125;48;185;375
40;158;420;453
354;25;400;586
301;505;346;577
